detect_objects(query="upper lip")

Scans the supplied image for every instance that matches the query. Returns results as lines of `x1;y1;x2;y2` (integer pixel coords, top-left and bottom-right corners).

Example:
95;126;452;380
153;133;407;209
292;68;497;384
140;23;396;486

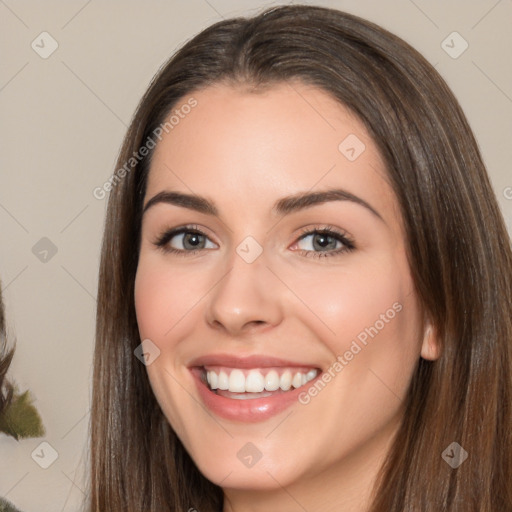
188;353;319;369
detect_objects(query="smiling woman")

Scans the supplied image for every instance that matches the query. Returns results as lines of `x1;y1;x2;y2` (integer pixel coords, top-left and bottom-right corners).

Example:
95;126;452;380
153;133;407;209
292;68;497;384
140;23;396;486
89;4;512;512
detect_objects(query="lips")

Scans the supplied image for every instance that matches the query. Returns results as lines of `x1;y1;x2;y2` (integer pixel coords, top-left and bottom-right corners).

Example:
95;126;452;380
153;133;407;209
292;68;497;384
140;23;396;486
189;354;322;422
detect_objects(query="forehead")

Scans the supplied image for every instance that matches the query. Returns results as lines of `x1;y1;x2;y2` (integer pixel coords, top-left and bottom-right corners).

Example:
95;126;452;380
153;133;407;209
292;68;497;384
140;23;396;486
146;81;400;229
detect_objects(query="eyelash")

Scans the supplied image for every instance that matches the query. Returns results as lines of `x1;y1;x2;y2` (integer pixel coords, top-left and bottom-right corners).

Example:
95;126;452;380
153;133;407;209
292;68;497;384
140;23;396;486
152;224;356;259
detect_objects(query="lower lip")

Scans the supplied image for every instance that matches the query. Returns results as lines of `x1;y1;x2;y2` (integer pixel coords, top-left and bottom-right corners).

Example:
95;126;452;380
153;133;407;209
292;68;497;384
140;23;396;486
190;368;318;422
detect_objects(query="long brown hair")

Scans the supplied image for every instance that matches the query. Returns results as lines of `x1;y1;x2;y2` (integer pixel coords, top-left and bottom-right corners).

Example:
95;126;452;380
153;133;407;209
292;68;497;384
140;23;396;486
89;5;512;511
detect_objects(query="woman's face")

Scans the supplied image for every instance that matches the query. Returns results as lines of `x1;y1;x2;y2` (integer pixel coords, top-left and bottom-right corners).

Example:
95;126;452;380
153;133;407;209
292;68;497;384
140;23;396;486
134;82;436;503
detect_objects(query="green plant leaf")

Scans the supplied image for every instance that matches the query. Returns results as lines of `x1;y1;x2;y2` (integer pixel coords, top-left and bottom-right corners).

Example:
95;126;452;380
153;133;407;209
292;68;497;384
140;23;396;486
0;389;45;441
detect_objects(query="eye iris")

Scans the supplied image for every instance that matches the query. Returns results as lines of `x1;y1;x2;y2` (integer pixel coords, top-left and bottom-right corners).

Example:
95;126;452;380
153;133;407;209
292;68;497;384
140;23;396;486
183;232;205;250
313;233;337;251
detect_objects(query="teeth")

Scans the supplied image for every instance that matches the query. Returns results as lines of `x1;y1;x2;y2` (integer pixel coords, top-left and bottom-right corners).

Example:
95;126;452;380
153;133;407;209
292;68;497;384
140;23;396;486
280;370;292;391
264;370;280;391
306;369;317;381
208;371;218;390
218;370;229;390
229;369;246;393
292;372;302;389
205;367;318;393
245;370;265;393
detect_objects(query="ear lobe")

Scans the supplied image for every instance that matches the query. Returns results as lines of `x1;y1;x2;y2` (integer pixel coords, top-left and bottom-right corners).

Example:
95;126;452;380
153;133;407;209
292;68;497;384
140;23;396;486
420;322;441;361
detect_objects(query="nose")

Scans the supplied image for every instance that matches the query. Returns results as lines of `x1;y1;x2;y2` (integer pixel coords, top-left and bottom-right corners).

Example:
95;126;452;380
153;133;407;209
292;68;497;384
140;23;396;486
204;249;284;336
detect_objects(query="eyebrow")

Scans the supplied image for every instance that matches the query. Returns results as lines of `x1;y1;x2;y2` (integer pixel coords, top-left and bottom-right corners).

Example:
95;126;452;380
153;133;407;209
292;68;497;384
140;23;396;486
142;188;384;221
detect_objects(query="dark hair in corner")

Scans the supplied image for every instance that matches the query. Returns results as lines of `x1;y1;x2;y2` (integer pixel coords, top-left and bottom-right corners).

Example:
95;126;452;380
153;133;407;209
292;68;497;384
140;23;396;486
0;285;14;416
89;4;512;511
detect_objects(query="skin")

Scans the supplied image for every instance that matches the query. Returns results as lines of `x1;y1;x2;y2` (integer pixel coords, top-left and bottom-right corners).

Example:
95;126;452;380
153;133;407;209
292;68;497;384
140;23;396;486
134;81;439;512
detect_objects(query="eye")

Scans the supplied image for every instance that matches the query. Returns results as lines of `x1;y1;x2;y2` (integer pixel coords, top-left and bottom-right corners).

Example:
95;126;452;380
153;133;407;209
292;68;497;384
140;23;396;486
153;225;216;256
152;224;355;259
291;225;355;259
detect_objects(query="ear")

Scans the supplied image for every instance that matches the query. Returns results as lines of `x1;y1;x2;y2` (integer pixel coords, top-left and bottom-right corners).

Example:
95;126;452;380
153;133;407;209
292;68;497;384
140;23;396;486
420;320;441;361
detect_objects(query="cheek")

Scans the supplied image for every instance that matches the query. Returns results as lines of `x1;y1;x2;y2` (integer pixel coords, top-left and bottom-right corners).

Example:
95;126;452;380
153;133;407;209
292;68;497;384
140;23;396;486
283;251;423;412
134;264;173;341
287;258;418;351
134;258;203;341
134;259;203;438
331;262;421;397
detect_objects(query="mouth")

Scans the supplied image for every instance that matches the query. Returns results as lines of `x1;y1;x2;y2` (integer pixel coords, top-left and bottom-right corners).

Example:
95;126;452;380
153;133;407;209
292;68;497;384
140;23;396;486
189;354;322;422
201;366;319;399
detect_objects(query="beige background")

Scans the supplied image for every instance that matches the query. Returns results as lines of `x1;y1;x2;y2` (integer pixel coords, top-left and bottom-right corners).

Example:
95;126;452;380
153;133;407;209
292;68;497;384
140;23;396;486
0;1;510;510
